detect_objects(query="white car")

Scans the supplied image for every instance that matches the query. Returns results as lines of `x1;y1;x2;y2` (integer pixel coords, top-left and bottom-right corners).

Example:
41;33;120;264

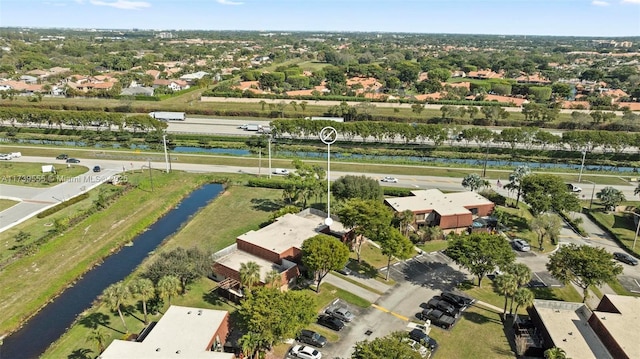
0;154;11;160
290;344;322;359
381;176;398;183
512;239;531;252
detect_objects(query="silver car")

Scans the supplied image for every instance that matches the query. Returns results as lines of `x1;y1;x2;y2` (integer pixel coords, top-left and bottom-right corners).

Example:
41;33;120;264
327;307;355;322
512;239;531;252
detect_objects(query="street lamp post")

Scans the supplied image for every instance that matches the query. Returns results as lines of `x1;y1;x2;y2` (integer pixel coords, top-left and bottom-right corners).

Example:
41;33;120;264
320;127;338;227
581;179;596;210
578;150;587;183
162;134;170;173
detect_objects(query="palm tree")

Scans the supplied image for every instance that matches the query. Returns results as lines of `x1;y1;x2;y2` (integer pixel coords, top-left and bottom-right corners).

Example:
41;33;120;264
507;264;532;314
512;288;535;325
396;209;414;237
239;261;261;293
544;347;568;359
264;269;282;288
103;281;131;332
238;331;262;359
157;275;181;306
461;173;489;192
130;277;155;324
87;328;109;354
493;273;518;316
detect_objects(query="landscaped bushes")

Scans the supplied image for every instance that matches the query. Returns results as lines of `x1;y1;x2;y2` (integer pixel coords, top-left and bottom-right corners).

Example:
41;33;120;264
37;193;90;218
246;177;291;189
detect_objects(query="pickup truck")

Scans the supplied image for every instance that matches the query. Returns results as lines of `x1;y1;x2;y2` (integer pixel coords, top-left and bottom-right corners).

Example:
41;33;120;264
566;183;582;193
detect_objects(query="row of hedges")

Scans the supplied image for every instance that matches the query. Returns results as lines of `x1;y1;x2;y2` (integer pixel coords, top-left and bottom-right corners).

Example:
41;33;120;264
37;193;90;218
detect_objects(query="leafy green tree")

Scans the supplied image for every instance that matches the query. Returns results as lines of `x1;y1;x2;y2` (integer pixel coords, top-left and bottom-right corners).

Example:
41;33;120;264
380;228;415;280
547;244;623;302
544;347;568;359
596;186;626;212
530;213;561;250
103;281;131;332
461;173;489;192
239;287;316;349
130;277;155;324
504;166;531;207
493;273;518;315
337;198;394;262
143;247;211;293
157;275;181;306
521;174;581;215
352;331;423;359
302;234;350;292
427;68;451;82
332;175;383;201
446;233;515;286
239;261;261;292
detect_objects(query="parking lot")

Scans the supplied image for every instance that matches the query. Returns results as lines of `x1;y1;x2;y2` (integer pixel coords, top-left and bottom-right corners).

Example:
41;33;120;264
618;275;640;293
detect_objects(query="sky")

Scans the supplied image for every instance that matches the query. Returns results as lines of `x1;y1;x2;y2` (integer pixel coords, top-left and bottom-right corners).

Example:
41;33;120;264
0;0;639;37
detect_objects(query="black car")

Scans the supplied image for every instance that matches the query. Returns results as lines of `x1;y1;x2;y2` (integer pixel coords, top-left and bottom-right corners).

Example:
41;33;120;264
66;158;80;164
613;252;639;266
417;308;456;329
441;291;476;309
296;329;327;348
426;297;459;317
93;165;101;172
408;328;438;350
317;315;344;331
56;154;69;160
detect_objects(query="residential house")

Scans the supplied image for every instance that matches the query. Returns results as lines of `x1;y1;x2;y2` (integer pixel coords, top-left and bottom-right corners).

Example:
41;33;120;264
98;305;233;359
180;71;209;83
153;79;190;91
384;189;495;233
466;70;503;80
526;295;639;359
516;73;552;84
484;94;528;107
120;86;154;96
19;75;39;84
212;210;347;295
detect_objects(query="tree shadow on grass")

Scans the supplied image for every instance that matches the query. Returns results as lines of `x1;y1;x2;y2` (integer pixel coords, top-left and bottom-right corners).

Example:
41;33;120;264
530;287;561;301
612;213;634;230
123;304;145;324
350;260;379;278
250;198;282;212
203;289;226;307
462;308;503;326
67;348;94;359
79;312;123;334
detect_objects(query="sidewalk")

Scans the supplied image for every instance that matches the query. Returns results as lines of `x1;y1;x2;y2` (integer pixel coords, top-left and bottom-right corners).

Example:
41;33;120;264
323;273;384;304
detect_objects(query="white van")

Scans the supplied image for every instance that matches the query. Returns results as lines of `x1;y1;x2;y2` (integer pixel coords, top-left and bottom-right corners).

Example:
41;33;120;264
273;168;289;175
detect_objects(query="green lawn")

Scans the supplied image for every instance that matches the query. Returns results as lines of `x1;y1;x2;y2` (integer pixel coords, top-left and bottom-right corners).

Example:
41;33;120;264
0;198;18;211
418;239;449;253
0;161;88;187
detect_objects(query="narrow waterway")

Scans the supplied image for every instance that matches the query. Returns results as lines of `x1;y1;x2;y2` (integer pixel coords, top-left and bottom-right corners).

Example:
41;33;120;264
0;183;223;359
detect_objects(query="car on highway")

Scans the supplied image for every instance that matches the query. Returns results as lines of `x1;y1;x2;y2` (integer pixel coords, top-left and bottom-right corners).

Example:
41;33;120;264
381;176;398;183
0;154;11;160
56;154;69;160
512;239;531;252
441;291;476;309
290;344;322;359
66;158;80;164
417;308;456;329
296;329;327;348
408;328;438;350
426;297;459;317
566;183;583;193
273;168;289;175
317;315;344;331
326;306;355;322
613;252;639;266
93;165;101;172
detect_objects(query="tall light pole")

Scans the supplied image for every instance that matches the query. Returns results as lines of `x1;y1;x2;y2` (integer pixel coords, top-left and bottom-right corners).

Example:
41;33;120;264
625;211;640;250
162;134;170;173
578;150;586;183
582;179;596;210
320;127;337;226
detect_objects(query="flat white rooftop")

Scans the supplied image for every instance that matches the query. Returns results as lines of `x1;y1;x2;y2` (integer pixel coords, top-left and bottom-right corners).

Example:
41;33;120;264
99;305;233;359
385;189;492;216
237;213;328;254
216;249;286;282
593;294;640;359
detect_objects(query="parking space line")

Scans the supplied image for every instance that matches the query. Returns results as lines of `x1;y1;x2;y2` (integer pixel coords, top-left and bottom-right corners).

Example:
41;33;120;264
372;304;409;321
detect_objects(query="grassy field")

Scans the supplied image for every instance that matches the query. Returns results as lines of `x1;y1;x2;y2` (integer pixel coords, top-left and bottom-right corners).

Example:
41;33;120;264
0;198;18;211
0;161;88;187
0;171;216;335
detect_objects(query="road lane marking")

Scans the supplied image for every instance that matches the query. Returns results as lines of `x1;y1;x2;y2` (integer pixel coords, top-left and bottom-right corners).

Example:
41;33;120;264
372;304;409;321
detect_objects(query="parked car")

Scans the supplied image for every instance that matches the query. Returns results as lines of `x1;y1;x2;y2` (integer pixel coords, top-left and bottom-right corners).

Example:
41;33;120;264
0;154;11;160
613;252;639;266
66;158;80;164
417;308;456;329
273;168;289;175
426;297;459;317
381;176;398;183
326;306;355;322
408;328;438;350
512;239;531;252
296;329;327;348
93;165;101;173
440;291;476;309
56;154;69;160
290;344;322;359
336;261;352;276
317;315;344;331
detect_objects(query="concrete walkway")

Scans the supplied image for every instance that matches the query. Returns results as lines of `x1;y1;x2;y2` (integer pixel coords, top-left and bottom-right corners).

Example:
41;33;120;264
323;273;384;304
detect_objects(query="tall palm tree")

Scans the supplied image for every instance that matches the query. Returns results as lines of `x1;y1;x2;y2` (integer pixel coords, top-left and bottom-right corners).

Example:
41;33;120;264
157;275;181;306
239;261;261;293
493;273;518;316
264;269;282;288
130;277;155;324
238;331;262;359
103;281;131;332
507;263;532;314
544;347;568;359
512;288;535;325
87;328;109;354
396;209;414;237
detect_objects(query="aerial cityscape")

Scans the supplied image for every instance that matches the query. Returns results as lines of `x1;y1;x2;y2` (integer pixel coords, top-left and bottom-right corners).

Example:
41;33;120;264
0;1;639;358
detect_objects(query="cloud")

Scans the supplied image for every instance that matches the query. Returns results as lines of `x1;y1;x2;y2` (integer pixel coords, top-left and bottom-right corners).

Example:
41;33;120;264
592;0;610;5
217;0;244;5
88;0;151;9
621;0;640;3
